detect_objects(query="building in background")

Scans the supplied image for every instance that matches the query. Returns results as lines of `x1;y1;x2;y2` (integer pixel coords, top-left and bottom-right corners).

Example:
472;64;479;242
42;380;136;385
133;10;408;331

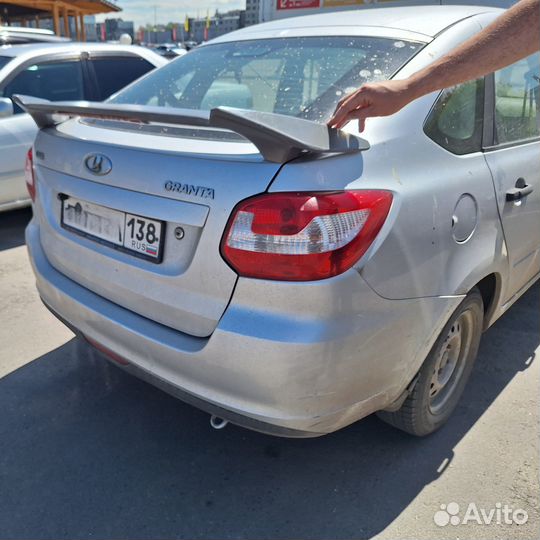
102;17;134;41
188;11;243;42
140;9;245;45
139;25;173;44
0;0;120;40
84;15;97;41
245;0;262;26
95;21;104;41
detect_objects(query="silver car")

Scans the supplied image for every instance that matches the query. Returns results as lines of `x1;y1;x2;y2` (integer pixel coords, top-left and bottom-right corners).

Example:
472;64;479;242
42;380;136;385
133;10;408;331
21;5;539;437
0;42;166;212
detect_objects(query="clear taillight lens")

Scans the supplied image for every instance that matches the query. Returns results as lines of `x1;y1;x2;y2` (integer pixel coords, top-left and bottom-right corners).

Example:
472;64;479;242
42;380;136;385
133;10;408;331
221;190;393;281
24;148;36;202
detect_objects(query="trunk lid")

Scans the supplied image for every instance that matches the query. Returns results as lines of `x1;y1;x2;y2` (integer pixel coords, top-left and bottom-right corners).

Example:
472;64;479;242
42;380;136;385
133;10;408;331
33;120;282;337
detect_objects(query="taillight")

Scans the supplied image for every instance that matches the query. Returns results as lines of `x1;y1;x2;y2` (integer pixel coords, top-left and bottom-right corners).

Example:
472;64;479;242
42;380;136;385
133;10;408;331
221;190;393;281
24;148;36;202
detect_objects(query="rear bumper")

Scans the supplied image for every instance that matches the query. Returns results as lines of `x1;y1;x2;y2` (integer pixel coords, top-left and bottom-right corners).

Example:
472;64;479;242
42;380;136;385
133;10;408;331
27;218;462;436
48;311;320;438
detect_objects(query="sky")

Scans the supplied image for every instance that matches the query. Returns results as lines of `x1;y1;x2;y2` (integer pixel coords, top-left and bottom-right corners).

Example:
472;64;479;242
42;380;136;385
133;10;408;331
96;0;247;28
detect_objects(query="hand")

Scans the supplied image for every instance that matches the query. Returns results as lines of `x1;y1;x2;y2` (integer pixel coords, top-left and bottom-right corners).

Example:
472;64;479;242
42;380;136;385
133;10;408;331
328;79;414;132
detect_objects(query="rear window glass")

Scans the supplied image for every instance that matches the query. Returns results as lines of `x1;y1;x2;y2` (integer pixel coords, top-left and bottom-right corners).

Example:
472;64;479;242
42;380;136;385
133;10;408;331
110;37;423;124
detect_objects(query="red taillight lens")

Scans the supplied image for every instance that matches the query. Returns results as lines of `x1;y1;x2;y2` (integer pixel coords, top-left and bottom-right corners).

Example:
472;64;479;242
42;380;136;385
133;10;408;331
24;148;36;202
221;190;393;281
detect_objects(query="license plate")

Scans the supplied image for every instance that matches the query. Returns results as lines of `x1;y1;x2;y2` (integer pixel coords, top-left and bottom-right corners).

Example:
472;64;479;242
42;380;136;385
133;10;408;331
61;196;164;262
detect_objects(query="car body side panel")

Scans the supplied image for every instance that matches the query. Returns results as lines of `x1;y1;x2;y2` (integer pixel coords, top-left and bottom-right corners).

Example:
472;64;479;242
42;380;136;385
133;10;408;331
357;139;506;301
271;108;507;304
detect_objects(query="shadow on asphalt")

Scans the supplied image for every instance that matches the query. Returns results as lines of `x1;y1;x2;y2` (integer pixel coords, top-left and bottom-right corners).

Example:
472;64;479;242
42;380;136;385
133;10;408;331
0;283;538;539
0;207;32;251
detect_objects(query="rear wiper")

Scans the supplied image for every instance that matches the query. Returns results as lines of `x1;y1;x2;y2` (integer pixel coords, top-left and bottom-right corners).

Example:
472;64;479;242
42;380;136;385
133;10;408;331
13;94;369;164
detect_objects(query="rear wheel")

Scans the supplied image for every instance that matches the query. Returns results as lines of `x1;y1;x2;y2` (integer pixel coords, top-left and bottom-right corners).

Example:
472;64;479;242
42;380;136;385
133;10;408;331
378;288;484;436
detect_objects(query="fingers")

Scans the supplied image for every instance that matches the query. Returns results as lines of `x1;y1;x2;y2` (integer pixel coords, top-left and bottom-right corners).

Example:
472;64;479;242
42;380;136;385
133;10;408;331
359;116;366;133
327;79;410;130
330;105;364;129
349;106;371;132
337;107;371;132
328;87;367;128
335;91;352;110
329;101;372;131
327;108;347;129
328;85;376;129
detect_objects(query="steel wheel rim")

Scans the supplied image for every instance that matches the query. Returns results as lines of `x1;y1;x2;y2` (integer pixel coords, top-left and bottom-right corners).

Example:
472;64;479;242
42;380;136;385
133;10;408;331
428;310;474;415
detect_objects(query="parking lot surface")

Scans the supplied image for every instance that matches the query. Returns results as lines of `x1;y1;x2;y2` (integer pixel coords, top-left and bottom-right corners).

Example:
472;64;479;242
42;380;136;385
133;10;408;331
0;208;538;540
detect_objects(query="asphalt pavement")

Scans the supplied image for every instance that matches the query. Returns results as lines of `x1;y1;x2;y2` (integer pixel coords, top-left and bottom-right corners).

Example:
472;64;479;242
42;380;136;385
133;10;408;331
0;207;538;540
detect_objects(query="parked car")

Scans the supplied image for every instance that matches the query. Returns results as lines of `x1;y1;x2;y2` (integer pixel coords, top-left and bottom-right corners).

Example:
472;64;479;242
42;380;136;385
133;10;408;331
19;5;539;437
0;26;70;45
0;43;167;211
154;43;187;58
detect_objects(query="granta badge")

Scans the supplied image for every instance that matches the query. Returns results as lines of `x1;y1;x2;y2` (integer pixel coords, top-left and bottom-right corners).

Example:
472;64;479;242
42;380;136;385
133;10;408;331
164;181;215;199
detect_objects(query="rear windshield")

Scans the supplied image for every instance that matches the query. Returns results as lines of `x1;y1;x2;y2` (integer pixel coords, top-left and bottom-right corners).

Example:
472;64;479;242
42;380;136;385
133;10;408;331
0;56;12;71
110;36;423;124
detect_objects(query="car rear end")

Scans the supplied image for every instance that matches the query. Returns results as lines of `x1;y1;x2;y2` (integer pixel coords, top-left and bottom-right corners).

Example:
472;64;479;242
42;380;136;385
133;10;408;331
23;30;459;436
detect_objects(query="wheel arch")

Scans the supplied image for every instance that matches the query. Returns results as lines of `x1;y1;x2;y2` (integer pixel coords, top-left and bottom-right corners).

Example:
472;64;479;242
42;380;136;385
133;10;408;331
474;272;503;331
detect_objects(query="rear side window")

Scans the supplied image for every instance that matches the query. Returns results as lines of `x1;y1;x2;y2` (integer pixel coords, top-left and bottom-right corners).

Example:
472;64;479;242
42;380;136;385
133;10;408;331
0;56;12;71
91;56;155;100
424;79;484;155
3;60;84;113
494;53;539;144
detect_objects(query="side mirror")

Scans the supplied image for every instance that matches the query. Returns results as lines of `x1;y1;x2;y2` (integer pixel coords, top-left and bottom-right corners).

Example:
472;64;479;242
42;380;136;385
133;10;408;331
0;97;13;118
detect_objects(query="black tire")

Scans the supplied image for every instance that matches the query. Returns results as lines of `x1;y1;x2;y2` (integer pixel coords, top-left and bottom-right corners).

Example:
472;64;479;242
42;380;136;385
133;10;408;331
378;288;484;436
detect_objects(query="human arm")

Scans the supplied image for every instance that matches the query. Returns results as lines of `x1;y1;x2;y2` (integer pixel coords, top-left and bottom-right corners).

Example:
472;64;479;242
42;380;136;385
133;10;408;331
328;0;540;131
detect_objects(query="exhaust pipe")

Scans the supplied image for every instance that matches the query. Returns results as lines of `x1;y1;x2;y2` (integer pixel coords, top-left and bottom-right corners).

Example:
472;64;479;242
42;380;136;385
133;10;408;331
210;415;229;430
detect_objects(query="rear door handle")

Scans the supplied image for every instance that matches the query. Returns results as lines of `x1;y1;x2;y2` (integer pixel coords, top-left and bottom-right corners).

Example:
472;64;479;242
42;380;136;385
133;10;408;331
506;178;534;202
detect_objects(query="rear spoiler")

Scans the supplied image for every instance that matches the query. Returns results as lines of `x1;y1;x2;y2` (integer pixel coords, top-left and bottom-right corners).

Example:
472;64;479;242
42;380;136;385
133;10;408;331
13;94;369;164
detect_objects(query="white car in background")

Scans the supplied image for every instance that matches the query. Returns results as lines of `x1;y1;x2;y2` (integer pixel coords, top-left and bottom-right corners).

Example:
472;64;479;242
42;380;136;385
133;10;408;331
0;43;166;212
0;26;70;45
154;43;188;58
